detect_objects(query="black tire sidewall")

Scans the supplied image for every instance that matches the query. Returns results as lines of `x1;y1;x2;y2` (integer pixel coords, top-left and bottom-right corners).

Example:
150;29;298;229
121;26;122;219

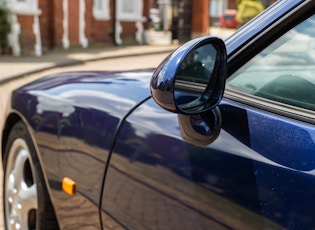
3;121;58;230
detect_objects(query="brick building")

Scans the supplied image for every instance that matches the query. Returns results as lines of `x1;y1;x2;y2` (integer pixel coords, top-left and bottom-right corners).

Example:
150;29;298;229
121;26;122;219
1;0;152;56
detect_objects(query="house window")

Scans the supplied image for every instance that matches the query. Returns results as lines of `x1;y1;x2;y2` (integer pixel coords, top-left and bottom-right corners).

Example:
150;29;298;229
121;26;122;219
5;0;40;14
93;0;110;20
210;0;228;17
122;1;133;13
117;0;142;21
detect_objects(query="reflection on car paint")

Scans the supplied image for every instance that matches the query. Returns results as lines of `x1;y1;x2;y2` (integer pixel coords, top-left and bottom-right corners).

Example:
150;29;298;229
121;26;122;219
101;98;315;229
11;71;154;229
101;99;273;229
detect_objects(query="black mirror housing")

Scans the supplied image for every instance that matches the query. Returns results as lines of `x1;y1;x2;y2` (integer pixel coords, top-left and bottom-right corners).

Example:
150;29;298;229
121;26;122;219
150;36;227;115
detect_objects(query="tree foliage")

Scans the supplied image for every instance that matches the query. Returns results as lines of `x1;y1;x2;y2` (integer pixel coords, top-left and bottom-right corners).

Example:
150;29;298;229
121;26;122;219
236;0;264;26
0;6;10;48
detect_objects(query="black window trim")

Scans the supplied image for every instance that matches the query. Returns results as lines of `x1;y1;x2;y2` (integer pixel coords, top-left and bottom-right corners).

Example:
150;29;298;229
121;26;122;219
224;1;315;125
224;89;315;125
227;0;313;76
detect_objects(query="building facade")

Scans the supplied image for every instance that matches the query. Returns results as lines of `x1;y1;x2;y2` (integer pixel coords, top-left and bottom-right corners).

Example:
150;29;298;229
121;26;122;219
210;0;277;26
1;0;152;56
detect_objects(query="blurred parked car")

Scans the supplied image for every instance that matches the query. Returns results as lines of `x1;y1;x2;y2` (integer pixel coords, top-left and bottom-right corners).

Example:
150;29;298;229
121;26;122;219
3;0;315;229
220;9;238;28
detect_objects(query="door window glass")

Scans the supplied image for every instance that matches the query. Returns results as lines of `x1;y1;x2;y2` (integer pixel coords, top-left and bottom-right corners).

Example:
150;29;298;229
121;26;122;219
227;15;315;111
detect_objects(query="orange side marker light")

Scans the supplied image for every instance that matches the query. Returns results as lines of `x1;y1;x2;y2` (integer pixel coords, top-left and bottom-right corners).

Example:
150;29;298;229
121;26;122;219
62;177;77;195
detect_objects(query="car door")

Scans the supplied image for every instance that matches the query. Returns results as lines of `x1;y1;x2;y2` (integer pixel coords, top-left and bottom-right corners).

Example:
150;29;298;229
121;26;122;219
101;8;315;230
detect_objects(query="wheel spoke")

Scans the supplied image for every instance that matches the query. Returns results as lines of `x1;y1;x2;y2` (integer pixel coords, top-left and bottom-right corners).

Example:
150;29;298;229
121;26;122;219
3;131;55;229
5;138;39;230
13;150;29;191
12;216;26;230
20;184;38;212
7;173;15;195
9;219;20;230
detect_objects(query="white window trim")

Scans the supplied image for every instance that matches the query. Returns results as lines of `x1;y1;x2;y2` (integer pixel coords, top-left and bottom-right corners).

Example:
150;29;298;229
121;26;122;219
93;0;110;20
5;0;42;56
33;14;42;56
115;0;146;45
6;0;41;15
7;14;21;56
117;0;142;21
62;0;69;49
80;0;88;48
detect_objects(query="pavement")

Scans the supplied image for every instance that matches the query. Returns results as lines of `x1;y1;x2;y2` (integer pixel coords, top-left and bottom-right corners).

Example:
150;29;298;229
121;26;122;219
0;27;235;85
0;44;178;84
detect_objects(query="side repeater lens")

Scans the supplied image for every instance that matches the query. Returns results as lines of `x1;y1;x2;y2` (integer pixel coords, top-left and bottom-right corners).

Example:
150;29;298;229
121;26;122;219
62;177;77;195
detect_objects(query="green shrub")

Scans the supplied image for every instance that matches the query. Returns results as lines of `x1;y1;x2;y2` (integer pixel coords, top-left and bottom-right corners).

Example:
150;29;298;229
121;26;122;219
236;0;264;26
0;7;10;49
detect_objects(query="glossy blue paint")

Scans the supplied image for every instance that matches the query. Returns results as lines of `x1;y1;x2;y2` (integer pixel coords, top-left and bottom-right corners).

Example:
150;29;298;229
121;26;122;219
248;110;315;171
10;70;153;229
3;0;315;229
101;98;315;229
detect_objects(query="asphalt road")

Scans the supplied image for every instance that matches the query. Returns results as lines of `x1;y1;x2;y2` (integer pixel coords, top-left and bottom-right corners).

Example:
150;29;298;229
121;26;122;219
0;53;170;229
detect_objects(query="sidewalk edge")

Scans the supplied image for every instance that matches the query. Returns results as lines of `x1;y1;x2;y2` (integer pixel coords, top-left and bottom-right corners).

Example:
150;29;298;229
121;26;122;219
0;48;176;85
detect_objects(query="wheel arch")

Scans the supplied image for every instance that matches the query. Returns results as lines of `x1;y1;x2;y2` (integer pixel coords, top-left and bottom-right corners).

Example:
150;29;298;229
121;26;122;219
2;112;22;165
2;112;60;229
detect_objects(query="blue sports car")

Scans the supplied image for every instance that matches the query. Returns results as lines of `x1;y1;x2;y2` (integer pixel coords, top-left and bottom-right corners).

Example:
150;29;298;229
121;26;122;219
3;0;315;229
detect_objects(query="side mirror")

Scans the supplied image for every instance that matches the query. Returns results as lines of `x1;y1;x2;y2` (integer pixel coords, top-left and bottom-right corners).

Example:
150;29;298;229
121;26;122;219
151;36;227;115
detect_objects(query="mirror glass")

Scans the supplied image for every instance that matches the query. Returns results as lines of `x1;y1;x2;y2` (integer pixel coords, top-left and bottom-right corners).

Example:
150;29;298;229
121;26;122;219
174;44;217;112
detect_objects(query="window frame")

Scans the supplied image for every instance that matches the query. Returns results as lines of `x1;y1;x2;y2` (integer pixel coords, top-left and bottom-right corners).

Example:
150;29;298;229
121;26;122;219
210;0;228;18
6;0;41;15
116;0;142;21
224;5;315;123
227;18;315;108
93;0;110;20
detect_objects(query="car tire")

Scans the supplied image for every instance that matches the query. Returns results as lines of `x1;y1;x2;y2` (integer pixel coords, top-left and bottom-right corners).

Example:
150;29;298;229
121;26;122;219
3;121;59;230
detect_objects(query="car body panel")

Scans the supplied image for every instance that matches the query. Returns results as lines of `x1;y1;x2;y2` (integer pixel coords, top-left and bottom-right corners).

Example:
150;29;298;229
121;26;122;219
8;70;153;228
3;0;315;229
101;97;315;229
